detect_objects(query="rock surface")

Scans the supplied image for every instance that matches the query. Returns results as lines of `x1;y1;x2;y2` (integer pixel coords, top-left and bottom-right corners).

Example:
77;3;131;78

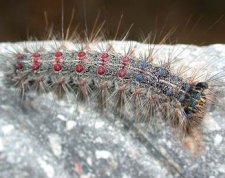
0;42;225;178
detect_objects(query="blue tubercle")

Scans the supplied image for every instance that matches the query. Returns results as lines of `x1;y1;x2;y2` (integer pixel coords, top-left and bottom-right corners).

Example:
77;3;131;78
158;68;168;77
170;75;180;83
178;95;185;102
182;83;191;91
166;88;174;96
135;73;144;82
140;60;148;69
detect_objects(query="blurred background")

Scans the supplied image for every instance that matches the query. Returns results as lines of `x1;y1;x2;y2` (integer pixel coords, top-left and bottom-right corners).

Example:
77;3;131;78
0;0;224;44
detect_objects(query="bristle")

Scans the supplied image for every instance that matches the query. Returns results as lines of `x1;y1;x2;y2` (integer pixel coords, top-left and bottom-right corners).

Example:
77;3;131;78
114;84;127;116
76;79;90;103
96;81;109;111
130;87;143;121
51;77;68;99
32;76;49;95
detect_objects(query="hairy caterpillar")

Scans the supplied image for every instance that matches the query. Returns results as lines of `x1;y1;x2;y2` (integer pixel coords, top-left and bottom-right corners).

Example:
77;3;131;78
2;37;223;154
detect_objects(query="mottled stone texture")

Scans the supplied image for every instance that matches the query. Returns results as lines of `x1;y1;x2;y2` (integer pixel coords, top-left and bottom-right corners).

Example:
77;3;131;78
0;42;225;178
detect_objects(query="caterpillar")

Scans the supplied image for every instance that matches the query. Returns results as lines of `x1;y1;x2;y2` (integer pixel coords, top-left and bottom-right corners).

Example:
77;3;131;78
2;37;222;153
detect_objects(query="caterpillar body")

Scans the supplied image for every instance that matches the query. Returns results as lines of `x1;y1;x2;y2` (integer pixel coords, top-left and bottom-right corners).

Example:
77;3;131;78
2;39;221;155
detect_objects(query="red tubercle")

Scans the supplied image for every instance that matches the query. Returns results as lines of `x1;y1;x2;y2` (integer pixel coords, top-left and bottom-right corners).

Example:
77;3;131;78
97;65;106;75
54;63;62;72
36;76;44;82
55;51;63;57
188;79;194;83
33;53;41;58
118;69;126;78
77;51;86;58
122;56;129;63
75;63;84;73
83;57;89;64
101;59;109;67
100;53;109;60
32;63;40;71
78;79;87;87
33;57;40;63
118;84;126;92
149;95;157;101
100;81;108;89
39;47;46;52
54;57;63;63
57;77;65;84
133;88;142;96
16;53;24;60
15;63;23;70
